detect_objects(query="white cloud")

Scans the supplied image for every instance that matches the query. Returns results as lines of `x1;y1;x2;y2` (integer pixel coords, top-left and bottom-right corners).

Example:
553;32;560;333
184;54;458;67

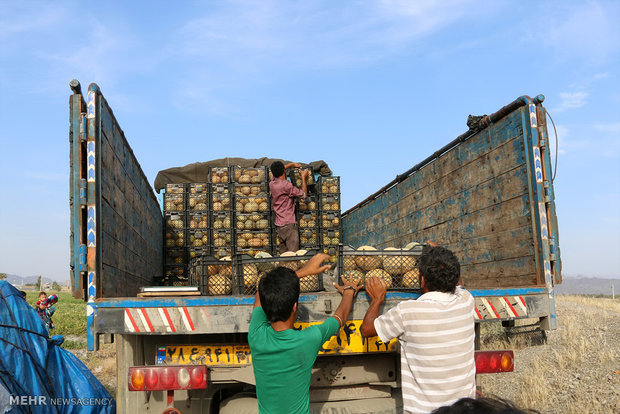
595;123;620;134
553;92;589;113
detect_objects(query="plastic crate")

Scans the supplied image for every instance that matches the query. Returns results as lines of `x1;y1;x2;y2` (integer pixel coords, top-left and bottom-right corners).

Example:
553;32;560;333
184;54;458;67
234;195;270;214
165;247;186;265
211;189;233;213
212;230;233;250
164;265;188;284
298;211;318;228
288;166;316;188
299;227;319;246
234;183;268;197
235;213;271;231
210;167;231;184
211;246;233;260
233;251;324;295
165;212;185;230
339;245;423;291
232;166;268;184
319;194;340;212
321;229;341;247
320;212;340;229
164;193;185;212
318;176;340;195
187;212;209;229
212;211;233;230
187;229;209;248
234;230;273;251
298;194;318;212
165;183;187;194
188;183;209;194
164;228;185;248
189;256;234;295
188;193;209;211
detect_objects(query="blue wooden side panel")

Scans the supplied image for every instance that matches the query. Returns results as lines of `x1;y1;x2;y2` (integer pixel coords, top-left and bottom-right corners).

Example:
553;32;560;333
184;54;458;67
343;109;540;288
96;91;163;298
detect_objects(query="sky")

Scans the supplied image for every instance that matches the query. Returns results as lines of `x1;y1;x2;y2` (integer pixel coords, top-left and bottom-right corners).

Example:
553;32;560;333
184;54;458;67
0;0;619;282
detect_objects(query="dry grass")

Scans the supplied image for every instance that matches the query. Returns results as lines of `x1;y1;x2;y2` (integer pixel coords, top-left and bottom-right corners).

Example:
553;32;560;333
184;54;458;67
478;296;620;413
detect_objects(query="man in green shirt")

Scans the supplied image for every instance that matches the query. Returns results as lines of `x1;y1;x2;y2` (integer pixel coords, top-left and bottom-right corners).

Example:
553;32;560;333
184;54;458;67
248;253;361;414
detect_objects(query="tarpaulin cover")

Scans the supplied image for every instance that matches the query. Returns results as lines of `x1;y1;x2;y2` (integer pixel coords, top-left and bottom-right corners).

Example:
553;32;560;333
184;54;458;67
0;281;115;413
154;157;333;193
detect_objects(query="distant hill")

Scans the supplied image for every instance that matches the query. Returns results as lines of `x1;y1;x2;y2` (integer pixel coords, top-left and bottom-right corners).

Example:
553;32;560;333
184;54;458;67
1;273;68;288
556;276;619;296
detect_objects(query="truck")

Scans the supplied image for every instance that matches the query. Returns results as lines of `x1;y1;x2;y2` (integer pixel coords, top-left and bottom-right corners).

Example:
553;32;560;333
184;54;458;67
68;79;561;413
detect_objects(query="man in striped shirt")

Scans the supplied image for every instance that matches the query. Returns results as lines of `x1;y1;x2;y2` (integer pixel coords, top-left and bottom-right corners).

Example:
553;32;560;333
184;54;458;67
360;245;476;414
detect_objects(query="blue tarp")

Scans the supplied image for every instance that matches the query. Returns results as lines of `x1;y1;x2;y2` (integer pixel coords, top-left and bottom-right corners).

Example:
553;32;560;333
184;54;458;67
0;281;116;413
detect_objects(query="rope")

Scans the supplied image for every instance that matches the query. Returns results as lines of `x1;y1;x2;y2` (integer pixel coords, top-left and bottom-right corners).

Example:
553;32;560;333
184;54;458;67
545;109;559;182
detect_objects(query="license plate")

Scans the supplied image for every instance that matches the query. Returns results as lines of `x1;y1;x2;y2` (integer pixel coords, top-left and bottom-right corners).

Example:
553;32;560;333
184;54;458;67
158;320;397;366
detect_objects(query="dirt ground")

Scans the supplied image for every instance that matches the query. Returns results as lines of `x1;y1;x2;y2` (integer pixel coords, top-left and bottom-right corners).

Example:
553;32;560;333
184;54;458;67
74;295;619;412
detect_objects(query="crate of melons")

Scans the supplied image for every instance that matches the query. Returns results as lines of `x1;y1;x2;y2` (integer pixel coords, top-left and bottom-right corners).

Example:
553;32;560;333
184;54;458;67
164;193;185;212
233;250;324;295
188;183;208;194
165;212;185;230
288;166;316;190
298;194;318;212
187;229;209;249
234;182;268;197
165;183;186;194
233;166;268;184
188;192;209;211
339;245;423;291
164;265;188;286
210;167;230;184
234;229;273;252
212;211;233;230
235;195;270;214
187;212;209;230
211;185;232;212
189;255;234;295
319;194;340;212
320;212;340;230
318;176;340;195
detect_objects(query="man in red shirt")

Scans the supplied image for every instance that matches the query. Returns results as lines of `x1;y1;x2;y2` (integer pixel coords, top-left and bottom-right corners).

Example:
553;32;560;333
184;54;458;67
269;161;309;253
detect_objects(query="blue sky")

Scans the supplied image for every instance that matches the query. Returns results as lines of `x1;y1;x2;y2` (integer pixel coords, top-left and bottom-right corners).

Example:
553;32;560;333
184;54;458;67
0;0;618;281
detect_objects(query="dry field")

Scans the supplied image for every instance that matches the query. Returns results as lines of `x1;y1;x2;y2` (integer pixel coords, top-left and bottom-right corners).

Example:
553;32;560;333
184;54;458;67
64;295;619;412
478;295;620;413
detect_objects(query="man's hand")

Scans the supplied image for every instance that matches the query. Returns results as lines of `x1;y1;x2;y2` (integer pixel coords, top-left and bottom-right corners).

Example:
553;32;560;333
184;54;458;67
296;253;332;278
365;276;387;304
425;240;438;247
301;169;310;179
334;274;363;296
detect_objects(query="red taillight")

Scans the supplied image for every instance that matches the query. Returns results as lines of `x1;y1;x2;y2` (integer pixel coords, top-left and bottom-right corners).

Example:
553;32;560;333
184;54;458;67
475;350;514;374
128;366;207;391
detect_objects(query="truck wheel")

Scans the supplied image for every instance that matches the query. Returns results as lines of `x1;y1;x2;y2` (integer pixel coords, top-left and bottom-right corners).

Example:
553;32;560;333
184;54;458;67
219;393;258;414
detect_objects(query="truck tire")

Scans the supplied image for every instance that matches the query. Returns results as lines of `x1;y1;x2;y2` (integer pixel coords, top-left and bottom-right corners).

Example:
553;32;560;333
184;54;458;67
219;393;258;414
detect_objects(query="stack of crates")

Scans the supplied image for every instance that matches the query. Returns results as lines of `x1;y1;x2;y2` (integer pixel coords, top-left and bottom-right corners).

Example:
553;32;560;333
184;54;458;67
339;245;423;291
318;176;341;260
187;183;210;261
163;184;188;284
210;167;234;259
232;166;274;256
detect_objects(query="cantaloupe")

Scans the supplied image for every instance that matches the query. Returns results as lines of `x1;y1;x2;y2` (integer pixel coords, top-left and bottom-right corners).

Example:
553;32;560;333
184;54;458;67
404;241;422;250
354;246;382;271
365;268;392;288
402;268;420;289
300;275;320;292
208;274;232;295
219;256;232;277
243;264;259;287
382;247;417;276
343;270;365;285
278;251;299;271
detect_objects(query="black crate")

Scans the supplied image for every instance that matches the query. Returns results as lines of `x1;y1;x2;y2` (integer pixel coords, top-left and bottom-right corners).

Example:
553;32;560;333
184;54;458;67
234;195;271;214
232;166;268;185
235;212;271;231
165;183;187;194
165;247;186;265
188;192;209;211
164;227;185;249
165;212;186;230
211;211;233;231
299;227;320;246
339;245;423;291
320;212;340;229
321;229;341;247
211;187;233;213
210;167;231;184
319;194;340;212
189;256;233;295
318;176;340;195
164;193;185;212
211;230;233;253
288;166;316;192
297;193;318;212
187;212;209;229
188;183;209;194
211;246;233;260
187;229;210;249
298;211;318;228
233;251;324;295
234;229;274;253
234;183;269;197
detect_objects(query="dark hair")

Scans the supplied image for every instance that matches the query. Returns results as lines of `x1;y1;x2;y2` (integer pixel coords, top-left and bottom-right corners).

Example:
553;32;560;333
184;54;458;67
431;397;540;414
39;291;47;297
270;161;285;178
20;291;27;299
258;267;300;323
418;246;460;293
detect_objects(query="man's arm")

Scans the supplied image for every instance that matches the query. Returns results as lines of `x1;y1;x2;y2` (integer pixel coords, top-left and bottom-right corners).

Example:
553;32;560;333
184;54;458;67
360;276;387;337
300;169;309;199
333;275;363;328
284;162;301;170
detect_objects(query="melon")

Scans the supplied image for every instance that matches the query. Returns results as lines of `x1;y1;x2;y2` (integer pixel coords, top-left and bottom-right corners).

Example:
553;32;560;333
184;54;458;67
365;268;393;288
343;270;365;285
243;264;259;287
300;275;320;292
402;269;420;289
404;241;422;250
382;247;417;276
208;274;232;295
278;251;299;271
354;246;382;271
219;256;232;277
